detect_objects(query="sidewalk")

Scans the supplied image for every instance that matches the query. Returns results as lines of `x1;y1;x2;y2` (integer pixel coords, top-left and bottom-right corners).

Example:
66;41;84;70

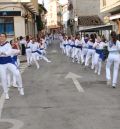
19;55;27;63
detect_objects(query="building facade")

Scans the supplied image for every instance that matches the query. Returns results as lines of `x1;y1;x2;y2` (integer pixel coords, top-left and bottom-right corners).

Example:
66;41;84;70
62;3;69;34
46;0;64;32
100;0;120;36
46;0;58;32
67;0;106;35
0;0;38;40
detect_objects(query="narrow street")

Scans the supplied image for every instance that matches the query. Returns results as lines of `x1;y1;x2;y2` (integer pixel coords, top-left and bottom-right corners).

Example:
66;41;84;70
0;41;120;129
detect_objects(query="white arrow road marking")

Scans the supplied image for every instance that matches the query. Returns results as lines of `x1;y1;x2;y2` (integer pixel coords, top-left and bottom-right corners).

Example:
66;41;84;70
0;119;24;129
65;72;84;92
0;62;27;128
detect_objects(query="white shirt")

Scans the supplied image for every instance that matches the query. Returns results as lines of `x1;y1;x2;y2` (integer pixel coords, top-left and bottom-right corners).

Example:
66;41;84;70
75;39;82;46
20;39;27;45
0;42;12;57
93;41;106;50
107;40;120;52
30;42;39;52
81;39;89;48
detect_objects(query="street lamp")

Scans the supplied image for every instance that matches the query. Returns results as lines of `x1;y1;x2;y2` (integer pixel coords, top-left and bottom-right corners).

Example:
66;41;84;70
74;15;78;35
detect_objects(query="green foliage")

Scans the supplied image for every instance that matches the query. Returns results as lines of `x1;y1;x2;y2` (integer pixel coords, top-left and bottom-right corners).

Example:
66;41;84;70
36;16;44;31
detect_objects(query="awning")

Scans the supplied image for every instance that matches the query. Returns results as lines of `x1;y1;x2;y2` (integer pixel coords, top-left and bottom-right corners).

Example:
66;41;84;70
79;24;113;32
109;14;120;20
22;2;38;15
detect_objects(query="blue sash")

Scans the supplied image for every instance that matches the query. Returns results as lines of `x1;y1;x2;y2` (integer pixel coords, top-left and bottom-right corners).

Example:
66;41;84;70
0;56;13;64
70;45;75;48
40;48;44;50
76;46;82;49
96;49;103;55
64;44;66;47
96;49;104;60
88;45;93;49
26;47;30;49
12;55;17;62
32;50;42;55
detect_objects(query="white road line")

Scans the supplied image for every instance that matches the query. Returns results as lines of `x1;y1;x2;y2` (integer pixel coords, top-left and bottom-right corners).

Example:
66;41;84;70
65;72;84;93
0;94;5;118
0;119;24;129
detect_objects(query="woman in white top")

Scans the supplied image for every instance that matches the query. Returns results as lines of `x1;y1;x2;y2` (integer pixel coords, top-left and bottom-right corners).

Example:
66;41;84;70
61;36;68;54
19;36;27;55
85;34;96;69
81;34;89;65
93;36;106;75
30;38;40;69
0;33;24;99
74;34;82;64
106;31;120;88
25;35;32;66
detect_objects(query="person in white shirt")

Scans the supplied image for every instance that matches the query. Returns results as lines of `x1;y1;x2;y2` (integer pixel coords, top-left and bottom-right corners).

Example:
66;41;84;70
25;35;32;66
73;34;82;64
106;31;120;88
0;33;24;99
85;34;96;69
30;38;40;69
93;36;106;75
81;34;89;65
61;36;68;54
19;36;27;55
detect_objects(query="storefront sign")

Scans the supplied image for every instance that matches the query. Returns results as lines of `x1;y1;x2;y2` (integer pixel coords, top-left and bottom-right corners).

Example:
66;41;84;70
0;11;21;16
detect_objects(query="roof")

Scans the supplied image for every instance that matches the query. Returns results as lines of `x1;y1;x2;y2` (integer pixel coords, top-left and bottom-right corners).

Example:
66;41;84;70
78;15;104;26
79;24;113;32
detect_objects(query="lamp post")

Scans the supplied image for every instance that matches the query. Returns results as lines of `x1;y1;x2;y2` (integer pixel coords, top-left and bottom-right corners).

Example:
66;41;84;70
74;15;78;35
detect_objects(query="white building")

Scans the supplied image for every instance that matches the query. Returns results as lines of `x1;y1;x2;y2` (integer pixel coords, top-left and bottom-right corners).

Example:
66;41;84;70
0;0;38;40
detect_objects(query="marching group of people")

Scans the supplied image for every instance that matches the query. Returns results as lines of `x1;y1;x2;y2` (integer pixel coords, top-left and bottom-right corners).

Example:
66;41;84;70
0;30;120;100
60;31;120;89
0;33;52;100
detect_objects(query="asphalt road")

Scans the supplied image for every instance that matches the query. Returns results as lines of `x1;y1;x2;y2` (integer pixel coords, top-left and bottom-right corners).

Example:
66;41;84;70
0;40;120;129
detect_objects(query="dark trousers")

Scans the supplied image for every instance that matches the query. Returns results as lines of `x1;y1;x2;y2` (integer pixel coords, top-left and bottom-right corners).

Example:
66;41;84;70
21;44;26;55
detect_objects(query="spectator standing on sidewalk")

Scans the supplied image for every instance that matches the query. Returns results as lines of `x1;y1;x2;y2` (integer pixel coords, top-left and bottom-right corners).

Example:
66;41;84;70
19;36;27;55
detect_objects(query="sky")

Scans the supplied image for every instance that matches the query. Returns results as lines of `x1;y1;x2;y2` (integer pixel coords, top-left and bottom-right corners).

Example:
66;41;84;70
38;0;68;9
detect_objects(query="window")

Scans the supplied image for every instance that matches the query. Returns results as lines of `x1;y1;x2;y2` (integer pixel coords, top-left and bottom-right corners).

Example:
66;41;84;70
103;0;106;6
0;17;14;36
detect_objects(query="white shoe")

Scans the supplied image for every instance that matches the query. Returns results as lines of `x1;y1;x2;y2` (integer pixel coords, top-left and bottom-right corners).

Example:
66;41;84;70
47;60;51;63
19;88;24;95
12;84;18;88
98;72;100;75
37;65;40;69
112;83;116;88
72;60;74;63
5;93;9;100
94;70;97;74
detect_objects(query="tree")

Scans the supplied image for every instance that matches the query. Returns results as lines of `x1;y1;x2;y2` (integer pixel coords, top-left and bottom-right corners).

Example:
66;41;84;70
36;4;47;34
